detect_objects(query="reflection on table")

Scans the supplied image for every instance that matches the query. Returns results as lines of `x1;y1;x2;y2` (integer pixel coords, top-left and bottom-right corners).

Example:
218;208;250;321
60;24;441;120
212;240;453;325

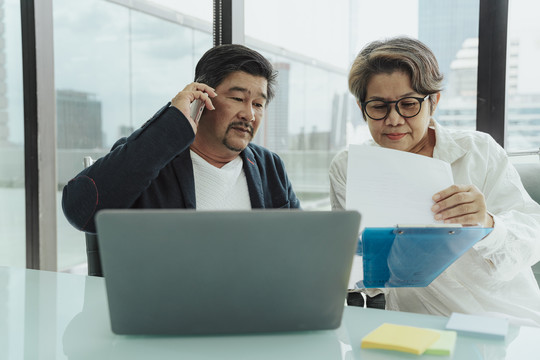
1;266;539;359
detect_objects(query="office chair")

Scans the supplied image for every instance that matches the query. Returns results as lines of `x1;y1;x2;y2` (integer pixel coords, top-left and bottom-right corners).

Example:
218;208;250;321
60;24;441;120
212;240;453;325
83;156;104;277
347;292;386;309
514;162;540;287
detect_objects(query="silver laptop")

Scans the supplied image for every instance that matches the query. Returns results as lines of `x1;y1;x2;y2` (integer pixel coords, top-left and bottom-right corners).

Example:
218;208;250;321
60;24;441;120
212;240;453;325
95;209;361;335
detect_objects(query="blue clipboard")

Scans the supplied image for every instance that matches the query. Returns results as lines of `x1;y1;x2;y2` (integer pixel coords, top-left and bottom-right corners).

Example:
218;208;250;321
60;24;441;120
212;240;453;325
358;226;493;288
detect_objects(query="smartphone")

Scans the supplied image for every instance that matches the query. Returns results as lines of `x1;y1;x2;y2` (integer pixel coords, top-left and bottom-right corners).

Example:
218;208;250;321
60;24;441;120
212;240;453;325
189;99;205;124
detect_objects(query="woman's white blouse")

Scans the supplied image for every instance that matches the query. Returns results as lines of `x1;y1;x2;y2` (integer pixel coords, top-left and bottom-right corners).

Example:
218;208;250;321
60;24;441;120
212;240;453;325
329;121;540;326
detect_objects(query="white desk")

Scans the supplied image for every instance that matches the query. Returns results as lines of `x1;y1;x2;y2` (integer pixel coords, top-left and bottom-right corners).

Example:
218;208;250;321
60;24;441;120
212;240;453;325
1;266;539;359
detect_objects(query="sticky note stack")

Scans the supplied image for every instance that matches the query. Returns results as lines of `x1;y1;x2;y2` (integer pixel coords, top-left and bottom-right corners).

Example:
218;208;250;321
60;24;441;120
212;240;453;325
445;312;509;339
361;323;457;356
424;330;458;356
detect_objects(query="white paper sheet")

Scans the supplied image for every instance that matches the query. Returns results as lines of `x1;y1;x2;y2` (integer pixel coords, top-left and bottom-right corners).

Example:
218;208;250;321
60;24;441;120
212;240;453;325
346;145;454;229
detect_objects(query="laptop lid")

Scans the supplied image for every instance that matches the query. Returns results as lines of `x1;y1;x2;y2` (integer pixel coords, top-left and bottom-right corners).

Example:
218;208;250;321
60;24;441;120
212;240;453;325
95;209;361;335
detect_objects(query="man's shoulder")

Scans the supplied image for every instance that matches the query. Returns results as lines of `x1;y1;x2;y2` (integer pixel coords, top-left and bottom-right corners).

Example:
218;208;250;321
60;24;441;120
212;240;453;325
245;143;281;161
242;143;289;176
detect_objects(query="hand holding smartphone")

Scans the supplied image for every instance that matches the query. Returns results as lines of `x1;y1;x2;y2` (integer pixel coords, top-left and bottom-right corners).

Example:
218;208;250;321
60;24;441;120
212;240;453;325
172;82;216;128
189;99;205;124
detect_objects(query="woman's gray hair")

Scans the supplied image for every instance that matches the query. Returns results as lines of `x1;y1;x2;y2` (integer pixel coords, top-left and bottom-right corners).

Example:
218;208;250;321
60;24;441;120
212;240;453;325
349;36;444;117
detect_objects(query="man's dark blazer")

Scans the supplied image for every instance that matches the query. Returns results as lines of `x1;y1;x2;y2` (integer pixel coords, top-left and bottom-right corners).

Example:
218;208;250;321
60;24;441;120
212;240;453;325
62;104;300;234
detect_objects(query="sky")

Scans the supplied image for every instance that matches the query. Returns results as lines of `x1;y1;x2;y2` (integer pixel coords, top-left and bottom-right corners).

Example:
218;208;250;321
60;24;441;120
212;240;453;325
147;0;212;21
147;0;418;69
121;0;540;106
246;0;418;70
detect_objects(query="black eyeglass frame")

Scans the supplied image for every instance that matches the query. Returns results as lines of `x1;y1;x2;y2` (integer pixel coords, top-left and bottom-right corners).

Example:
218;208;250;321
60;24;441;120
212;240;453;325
360;94;431;121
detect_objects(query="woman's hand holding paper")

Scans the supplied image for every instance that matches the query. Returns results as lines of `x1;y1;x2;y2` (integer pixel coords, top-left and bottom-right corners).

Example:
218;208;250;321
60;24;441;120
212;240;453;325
431;184;494;227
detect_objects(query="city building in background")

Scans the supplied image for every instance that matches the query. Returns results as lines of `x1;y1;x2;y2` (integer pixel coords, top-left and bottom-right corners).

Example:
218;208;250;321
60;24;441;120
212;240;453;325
436;35;540;151
419;0;480;85
255;62;290;152
417;0;479;130
57;89;103;149
418;0;540;151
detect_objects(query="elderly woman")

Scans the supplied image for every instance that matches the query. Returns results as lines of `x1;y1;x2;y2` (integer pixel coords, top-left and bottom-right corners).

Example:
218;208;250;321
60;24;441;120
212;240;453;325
329;36;540;325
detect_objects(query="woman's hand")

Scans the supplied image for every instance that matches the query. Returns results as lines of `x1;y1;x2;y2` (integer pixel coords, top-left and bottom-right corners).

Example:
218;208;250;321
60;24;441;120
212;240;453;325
431;184;494;227
170;82;217;133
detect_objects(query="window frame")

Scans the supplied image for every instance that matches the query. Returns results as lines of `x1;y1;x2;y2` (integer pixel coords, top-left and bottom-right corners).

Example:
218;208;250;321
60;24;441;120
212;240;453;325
21;0;57;270
476;0;509;147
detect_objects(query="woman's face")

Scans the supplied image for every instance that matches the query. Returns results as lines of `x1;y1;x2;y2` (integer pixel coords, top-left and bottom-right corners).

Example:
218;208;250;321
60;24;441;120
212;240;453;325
361;71;439;155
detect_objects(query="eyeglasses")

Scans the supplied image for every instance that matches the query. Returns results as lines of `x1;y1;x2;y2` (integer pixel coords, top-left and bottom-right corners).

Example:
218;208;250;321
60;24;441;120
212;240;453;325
361;95;430;121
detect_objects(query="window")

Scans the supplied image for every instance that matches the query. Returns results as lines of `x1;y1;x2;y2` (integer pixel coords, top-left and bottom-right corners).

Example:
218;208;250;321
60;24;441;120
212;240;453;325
418;0;479;131
245;0;353;210
53;0;212;271
506;0;540;152
245;0;480;209
13;0;534;270
0;0;25;267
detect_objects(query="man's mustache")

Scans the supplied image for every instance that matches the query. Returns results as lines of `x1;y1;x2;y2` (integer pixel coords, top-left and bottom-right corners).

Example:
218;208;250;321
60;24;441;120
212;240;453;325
227;122;254;136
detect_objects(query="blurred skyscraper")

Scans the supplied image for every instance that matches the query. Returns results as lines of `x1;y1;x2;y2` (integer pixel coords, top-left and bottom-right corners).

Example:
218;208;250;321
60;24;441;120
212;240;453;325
418;0;479;131
260;62;290;151
420;0;540;150
418;0;479;83
56;90;102;149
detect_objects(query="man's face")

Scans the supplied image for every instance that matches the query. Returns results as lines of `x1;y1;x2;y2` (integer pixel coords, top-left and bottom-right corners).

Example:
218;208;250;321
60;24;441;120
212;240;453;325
195;71;268;156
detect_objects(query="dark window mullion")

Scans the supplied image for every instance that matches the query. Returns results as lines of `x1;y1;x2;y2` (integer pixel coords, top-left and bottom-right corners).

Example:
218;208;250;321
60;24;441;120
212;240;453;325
20;0;40;269
213;0;233;46
476;0;509;147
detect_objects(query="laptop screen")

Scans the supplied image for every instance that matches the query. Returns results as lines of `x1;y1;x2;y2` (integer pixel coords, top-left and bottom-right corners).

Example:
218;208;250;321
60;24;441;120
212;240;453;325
95;209;361;335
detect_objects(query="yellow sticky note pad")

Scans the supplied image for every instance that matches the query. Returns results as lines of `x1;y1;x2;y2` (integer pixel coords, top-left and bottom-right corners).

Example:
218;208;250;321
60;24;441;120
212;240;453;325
425;330;457;356
361;323;441;355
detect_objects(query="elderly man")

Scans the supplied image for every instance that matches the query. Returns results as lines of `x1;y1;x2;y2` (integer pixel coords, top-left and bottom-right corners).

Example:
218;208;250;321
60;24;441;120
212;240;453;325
63;44;300;233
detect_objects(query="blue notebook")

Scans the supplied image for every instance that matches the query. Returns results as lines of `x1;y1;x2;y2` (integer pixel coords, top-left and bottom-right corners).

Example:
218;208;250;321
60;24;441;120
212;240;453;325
358;226;492;288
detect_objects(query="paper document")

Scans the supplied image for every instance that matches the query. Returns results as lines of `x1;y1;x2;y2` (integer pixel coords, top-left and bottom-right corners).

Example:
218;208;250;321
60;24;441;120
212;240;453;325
346;145;454;228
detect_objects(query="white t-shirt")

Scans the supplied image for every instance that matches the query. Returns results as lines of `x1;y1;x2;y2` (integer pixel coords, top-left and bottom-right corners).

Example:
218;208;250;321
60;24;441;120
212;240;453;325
191;150;251;210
